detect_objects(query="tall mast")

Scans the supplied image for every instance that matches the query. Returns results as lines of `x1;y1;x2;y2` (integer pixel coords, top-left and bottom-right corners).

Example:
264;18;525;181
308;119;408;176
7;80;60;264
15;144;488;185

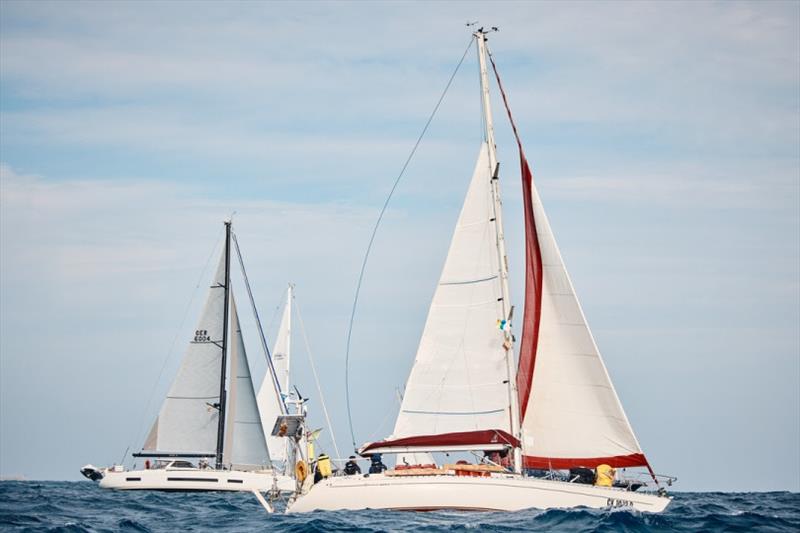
475;28;522;474
215;220;232;468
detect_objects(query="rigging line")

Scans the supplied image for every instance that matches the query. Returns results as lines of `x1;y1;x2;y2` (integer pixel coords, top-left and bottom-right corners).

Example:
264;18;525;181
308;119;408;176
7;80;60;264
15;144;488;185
294;295;343;463
126;226;224;463
231;231;287;415
344;36;475;450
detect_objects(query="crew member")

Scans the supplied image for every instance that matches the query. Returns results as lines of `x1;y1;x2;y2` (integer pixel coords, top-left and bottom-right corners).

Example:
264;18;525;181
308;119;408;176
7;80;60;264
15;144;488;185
344;455;361;475
368;453;387;474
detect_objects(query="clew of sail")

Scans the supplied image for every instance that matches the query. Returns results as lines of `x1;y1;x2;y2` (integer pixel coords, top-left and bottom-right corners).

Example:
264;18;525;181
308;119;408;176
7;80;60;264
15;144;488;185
362;143;515;454
224;295;272;470
489;55;648;470
141;251;227;456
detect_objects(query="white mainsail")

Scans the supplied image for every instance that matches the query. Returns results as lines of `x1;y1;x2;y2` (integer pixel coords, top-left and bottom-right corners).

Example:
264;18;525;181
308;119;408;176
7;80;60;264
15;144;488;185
224;296;271;470
256;286;291;463
382;143;513;447
142;251;226;455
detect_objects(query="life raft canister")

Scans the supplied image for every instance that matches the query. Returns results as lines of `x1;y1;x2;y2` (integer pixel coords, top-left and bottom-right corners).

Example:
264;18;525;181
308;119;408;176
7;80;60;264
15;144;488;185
295;460;308;482
317;454;332;477
595;464;615;487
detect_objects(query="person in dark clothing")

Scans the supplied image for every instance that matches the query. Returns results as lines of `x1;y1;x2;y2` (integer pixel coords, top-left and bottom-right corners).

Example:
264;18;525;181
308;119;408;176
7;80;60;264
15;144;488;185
313;462;323;484
368;453;388;474
344;455;361;475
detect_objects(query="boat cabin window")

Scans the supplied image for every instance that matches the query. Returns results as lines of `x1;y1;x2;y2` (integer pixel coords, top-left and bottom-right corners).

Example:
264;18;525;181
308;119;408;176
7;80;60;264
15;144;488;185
168;460;195;469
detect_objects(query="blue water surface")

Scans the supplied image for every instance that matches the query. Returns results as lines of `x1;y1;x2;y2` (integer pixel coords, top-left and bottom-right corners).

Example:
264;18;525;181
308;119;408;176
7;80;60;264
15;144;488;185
0;481;798;532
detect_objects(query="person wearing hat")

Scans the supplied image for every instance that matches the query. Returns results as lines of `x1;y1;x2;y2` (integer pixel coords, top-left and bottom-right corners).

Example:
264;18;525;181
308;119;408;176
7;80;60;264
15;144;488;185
344;455;361;475
368;453;388;474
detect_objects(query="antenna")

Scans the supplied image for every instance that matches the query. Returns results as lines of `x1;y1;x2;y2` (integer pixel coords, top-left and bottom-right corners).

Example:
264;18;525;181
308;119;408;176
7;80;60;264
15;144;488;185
465;20;478;28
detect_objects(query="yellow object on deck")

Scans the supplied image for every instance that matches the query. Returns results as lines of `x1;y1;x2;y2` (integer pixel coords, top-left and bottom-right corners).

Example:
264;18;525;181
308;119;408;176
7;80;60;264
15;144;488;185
307;441;315;461
595;464;615;487
317;454;332;477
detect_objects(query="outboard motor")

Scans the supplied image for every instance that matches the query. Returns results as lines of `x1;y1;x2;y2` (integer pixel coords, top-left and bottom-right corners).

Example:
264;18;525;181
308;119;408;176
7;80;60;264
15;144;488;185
80;464;104;482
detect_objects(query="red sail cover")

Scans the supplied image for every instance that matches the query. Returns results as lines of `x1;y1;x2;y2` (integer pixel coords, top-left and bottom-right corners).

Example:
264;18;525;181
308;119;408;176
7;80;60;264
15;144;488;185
489;56;650;471
360;429;519;455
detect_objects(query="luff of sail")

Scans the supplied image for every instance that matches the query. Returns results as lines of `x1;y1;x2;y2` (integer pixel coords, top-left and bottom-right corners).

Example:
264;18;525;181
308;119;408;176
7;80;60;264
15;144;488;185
362;143;516;454
141;251;227;456
224;295;271;470
489;55;649;470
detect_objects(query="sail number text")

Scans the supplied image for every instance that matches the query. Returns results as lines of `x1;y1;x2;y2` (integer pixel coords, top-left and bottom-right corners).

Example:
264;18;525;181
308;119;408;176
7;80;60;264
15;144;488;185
606;498;634;508
194;329;210;342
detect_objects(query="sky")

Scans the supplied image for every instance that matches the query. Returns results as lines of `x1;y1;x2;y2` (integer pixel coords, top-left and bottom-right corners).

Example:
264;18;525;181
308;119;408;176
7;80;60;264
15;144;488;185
0;1;798;492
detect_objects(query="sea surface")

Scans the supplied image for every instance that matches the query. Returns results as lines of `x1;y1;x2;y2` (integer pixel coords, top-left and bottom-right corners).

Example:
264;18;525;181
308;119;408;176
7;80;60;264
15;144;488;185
0;481;797;532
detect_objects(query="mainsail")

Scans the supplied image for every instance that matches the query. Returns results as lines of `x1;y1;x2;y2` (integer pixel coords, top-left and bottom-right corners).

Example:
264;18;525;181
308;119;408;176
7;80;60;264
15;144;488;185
362;143;517;453
141;251;226;456
489;56;649;470
224;296;271;470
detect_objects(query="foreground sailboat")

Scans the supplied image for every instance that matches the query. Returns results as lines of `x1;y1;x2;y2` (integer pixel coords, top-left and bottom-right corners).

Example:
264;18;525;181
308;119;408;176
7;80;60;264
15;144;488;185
288;29;672;513
81;221;293;493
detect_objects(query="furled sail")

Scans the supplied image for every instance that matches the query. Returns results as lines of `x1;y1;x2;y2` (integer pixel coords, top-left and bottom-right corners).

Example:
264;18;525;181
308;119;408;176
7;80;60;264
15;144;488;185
490;56;648;470
224;296;271;470
141;251;226;455
362;143;516;454
256;288;291;463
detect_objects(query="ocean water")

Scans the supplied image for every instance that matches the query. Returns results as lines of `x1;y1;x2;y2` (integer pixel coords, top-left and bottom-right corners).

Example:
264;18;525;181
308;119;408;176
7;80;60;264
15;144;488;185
0;481;797;532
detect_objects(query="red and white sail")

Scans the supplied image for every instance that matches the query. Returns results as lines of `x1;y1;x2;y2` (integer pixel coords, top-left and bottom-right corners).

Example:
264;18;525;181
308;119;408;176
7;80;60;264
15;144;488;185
490;57;649;470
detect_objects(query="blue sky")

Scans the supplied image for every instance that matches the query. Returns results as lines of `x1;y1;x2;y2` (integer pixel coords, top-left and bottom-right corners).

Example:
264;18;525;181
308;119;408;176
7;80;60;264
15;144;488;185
1;1;798;491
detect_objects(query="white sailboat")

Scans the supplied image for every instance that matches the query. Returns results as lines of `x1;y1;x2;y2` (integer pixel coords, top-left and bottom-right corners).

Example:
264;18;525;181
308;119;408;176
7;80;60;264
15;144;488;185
81;221;293;494
288;28;673;514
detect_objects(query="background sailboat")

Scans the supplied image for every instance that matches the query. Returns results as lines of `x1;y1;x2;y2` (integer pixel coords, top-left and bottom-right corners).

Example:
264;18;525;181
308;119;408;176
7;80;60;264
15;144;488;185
81;221;291;493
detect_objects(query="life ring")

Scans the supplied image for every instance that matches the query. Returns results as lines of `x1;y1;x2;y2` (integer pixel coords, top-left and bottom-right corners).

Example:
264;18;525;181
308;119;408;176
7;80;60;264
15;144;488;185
295;460;308;482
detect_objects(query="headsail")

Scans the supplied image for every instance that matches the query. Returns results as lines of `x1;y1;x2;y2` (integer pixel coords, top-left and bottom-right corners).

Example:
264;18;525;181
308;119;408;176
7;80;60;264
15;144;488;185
257;286;291;463
489;56;648;470
272;286;291;395
362;143;515;454
141;251;226;456
224;295;271;470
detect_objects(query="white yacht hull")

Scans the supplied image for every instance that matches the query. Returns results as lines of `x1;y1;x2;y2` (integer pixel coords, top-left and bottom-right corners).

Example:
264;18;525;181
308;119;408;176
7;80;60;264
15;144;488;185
97;467;295;493
287;473;671;513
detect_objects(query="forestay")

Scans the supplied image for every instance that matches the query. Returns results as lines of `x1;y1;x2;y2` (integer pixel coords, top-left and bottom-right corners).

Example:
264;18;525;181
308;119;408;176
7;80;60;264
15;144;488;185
142;251;226;455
